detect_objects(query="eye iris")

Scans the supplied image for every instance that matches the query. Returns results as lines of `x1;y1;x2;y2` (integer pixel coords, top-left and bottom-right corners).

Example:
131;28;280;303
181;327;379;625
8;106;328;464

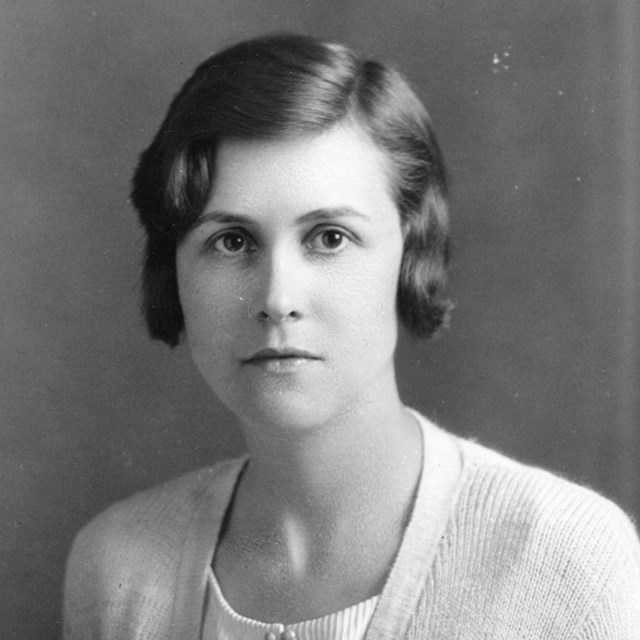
322;230;343;249
223;233;245;252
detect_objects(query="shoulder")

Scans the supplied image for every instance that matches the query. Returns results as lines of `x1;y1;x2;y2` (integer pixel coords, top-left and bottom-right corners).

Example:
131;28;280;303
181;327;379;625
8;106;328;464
64;457;246;638
456;437;639;549
450;437;640;629
413;411;639;562
70;457;245;562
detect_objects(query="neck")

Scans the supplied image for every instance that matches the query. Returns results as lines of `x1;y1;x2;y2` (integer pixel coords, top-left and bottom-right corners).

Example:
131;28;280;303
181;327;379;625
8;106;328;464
213;375;424;619
227;382;423;569
245;406;419;513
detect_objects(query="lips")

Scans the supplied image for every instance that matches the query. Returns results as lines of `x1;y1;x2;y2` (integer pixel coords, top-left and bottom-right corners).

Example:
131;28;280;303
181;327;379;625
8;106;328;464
243;347;321;363
242;347;322;374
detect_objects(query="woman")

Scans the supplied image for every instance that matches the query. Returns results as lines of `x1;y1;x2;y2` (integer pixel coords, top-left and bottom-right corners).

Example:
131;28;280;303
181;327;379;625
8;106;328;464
64;34;640;639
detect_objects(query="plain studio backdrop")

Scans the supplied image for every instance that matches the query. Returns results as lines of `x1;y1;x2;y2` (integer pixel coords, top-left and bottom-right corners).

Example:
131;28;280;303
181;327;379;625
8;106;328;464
1;1;638;638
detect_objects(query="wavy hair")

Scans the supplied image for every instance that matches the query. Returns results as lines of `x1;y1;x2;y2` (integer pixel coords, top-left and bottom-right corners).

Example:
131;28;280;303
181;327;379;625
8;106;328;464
131;33;452;346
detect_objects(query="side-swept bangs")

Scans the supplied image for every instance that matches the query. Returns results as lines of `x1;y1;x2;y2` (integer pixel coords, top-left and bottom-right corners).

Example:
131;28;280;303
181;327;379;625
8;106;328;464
131;34;451;345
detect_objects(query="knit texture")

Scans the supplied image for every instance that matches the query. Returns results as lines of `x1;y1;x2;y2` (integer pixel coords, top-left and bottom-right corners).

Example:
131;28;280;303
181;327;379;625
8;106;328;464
64;415;640;639
203;568;379;640
409;439;640;639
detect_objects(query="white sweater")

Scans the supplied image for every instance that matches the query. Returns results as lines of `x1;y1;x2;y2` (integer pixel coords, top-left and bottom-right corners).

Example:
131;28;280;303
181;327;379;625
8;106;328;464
64;414;640;639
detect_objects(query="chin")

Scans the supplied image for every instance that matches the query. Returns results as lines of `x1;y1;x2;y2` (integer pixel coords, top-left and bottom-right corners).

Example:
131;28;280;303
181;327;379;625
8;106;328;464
228;390;342;435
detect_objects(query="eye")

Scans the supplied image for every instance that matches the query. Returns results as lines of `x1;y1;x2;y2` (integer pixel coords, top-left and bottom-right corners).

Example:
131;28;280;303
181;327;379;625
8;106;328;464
210;230;254;255
308;228;351;252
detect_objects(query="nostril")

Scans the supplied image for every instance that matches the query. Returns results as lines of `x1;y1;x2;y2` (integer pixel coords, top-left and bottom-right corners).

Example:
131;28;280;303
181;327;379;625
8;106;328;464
258;309;300;323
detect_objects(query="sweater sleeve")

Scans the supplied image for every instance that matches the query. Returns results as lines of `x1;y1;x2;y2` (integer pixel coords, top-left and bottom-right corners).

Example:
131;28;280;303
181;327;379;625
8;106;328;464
63;499;179;640
574;506;640;640
440;440;640;639
63;461;242;640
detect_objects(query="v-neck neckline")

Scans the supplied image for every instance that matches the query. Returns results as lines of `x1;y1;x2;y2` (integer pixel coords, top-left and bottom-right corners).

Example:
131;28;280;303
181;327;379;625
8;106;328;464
168;412;464;640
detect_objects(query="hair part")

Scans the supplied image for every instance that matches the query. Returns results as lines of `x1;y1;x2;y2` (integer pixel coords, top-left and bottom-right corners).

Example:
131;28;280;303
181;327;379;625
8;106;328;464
131;33;452;346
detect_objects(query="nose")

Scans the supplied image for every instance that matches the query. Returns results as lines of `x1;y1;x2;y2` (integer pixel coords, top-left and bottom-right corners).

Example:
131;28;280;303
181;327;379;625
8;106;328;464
255;248;304;323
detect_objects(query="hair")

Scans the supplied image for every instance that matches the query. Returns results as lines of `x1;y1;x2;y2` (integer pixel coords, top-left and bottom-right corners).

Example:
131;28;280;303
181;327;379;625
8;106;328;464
131;33;452;347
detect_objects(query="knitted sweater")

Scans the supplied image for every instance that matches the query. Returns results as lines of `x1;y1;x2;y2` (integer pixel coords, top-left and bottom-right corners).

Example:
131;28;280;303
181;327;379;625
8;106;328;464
64;414;640;639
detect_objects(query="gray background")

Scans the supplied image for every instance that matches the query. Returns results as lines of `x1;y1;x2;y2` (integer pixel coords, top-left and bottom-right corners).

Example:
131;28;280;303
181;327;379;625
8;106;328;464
1;1;638;638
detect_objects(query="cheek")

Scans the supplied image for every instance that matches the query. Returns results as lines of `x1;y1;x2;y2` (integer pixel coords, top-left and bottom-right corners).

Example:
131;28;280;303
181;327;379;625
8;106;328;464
180;282;245;398
326;250;402;342
366;243;403;309
179;271;242;350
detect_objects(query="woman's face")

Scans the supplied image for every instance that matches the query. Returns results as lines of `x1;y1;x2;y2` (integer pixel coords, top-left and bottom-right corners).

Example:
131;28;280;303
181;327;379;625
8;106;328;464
176;124;404;431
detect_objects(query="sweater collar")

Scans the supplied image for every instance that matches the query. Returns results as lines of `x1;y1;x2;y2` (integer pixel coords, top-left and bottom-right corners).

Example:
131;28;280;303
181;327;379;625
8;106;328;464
365;411;463;640
169;412;463;640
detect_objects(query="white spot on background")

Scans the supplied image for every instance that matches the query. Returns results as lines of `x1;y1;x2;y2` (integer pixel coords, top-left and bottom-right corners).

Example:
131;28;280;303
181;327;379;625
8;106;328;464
492;46;513;74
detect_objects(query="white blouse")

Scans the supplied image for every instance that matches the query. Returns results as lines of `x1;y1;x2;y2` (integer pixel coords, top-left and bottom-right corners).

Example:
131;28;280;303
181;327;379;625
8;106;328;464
202;568;379;640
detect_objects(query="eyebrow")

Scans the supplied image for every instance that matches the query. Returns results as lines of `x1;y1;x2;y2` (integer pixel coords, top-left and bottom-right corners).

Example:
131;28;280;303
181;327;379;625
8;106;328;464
191;206;370;230
297;207;370;225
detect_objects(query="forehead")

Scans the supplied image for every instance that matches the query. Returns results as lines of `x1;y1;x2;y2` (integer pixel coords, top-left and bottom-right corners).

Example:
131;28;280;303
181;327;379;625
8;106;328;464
207;124;395;215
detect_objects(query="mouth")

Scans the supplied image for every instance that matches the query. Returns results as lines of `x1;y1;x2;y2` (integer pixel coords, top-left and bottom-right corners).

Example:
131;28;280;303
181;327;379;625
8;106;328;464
242;348;321;373
243;347;321;363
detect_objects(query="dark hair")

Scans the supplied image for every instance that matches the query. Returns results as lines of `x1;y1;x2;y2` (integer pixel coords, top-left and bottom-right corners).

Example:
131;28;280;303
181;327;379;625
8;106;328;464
131;33;451;346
